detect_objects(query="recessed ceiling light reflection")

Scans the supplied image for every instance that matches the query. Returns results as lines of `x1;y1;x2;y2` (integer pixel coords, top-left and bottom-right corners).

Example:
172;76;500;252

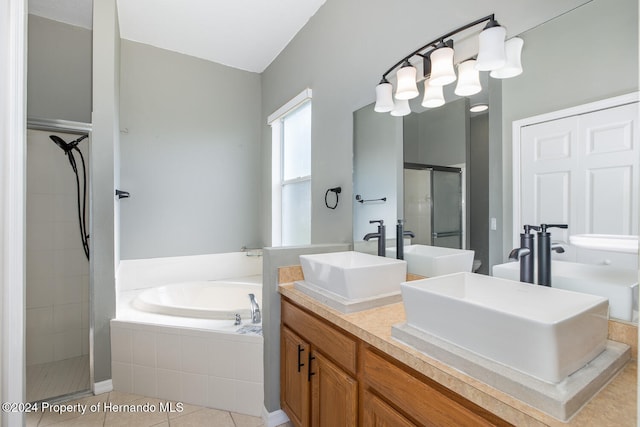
470;104;489;113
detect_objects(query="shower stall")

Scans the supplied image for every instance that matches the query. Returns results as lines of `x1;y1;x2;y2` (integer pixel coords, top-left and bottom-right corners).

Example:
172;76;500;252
25;120;91;402
404;164;464;249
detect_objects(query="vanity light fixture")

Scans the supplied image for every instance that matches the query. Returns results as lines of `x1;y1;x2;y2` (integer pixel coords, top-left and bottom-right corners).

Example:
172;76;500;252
454;60;482;96
428;41;456;86
422;79;445;108
374;78;395;112
475;18;507;71
395;60;420;100
390;98;411;117
374;14;523;116
490;37;524;79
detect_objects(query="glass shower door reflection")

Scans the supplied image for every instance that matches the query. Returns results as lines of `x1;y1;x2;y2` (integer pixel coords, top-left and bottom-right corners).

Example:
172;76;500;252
26;129;91;402
431;169;462;249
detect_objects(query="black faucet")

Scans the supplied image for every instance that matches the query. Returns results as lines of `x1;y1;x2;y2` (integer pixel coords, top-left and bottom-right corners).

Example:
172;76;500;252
363;219;386;257
395;220;415;260
537;224;567;287
508;225;539;283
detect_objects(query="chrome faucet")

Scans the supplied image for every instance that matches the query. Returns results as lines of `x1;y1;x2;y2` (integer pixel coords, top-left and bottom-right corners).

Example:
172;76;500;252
363;219;386;257
248;293;261;324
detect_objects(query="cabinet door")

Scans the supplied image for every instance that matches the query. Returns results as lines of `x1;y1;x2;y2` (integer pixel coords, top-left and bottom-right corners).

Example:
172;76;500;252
363;390;416;427
310;351;357;427
281;327;310;427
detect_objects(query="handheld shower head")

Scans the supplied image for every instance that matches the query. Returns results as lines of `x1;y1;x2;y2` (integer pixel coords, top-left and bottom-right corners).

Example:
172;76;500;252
50;135;70;151
49;134;88;153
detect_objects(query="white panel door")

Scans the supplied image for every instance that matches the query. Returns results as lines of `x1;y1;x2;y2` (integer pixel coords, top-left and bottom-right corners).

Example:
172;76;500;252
574;103;639;266
519;102;639;268
521;116;578;261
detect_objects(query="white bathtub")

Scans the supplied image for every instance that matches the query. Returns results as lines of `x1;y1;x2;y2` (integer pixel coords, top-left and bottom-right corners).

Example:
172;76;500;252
112;253;264;417
133;278;262;321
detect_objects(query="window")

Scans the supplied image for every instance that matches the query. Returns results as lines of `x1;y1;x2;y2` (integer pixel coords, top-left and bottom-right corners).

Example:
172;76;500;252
268;89;312;246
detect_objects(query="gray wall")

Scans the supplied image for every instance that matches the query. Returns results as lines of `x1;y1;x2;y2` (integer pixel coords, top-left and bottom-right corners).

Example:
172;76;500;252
501;0;639;256
118;40;262;259
259;0;595;249
27;15;92;123
262;244;350;413
352;104;403;242
470;113;489;274
403;98;468;167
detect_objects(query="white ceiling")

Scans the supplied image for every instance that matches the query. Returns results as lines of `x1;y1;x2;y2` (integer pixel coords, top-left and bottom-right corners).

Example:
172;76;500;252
28;0;591;74
28;0;326;73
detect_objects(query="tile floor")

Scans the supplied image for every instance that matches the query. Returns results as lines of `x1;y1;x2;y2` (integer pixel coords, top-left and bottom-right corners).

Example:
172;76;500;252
25;391;286;427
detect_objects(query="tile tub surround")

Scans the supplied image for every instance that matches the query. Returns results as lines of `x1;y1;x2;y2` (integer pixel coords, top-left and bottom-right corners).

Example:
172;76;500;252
111;320;264;417
112;252;265;418
117;252;263;292
278;282;637;426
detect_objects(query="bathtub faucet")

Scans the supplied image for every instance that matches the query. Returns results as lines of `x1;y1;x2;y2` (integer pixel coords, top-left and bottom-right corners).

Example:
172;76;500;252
248;294;261;324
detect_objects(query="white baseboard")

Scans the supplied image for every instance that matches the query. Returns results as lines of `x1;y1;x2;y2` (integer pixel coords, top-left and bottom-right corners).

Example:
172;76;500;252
93;379;113;395
262;407;290;427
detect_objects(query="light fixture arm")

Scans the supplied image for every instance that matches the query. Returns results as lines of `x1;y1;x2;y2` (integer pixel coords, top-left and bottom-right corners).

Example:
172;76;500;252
380;14;496;80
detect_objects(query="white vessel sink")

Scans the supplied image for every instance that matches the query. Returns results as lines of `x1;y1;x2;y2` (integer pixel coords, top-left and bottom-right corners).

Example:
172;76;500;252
492;261;638;322
299;251;406;300
569;234;638;254
401;273;608;383
387;245;474;277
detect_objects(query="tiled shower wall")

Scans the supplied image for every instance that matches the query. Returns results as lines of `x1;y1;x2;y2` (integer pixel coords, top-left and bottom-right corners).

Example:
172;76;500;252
26;129;90;366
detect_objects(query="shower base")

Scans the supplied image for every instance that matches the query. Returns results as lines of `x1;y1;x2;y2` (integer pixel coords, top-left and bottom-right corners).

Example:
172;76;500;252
27;355;90;402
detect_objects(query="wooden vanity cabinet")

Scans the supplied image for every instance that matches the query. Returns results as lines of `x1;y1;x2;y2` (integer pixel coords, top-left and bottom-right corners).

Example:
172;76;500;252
361;346;511;427
362;390;416;427
281;327;310;427
281;299;358;427
281;297;510;427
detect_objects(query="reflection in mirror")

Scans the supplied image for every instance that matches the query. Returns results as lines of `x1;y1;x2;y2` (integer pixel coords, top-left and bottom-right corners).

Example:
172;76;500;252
352;104;402;256
353;87;492;275
353;0;638;324
404;164;463;250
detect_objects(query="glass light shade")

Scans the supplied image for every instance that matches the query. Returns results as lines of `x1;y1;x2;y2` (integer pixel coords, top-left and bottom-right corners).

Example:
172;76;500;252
390;98;411;116
374;81;395;112
454;60;482;96
421;80;445;108
490;37;524;79
395;65;419;100
476;25;506;71
429;47;456;86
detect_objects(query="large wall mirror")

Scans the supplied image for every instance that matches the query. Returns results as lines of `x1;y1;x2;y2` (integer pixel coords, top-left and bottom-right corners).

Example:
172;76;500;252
352;0;639;323
353;73;496;275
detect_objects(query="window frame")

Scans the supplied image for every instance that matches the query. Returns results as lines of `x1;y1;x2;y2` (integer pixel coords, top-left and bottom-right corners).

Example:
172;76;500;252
268;89;312;246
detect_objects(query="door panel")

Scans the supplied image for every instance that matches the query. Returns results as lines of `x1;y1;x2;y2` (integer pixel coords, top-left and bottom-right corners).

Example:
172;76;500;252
431;169;463;249
310;352;357;427
363;391;416;427
404;168;431;245
519;102;638;268
521;117;577;261
281;327;310;427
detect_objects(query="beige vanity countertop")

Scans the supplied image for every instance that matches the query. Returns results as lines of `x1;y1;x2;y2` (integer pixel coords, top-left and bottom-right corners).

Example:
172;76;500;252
279;283;637;427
